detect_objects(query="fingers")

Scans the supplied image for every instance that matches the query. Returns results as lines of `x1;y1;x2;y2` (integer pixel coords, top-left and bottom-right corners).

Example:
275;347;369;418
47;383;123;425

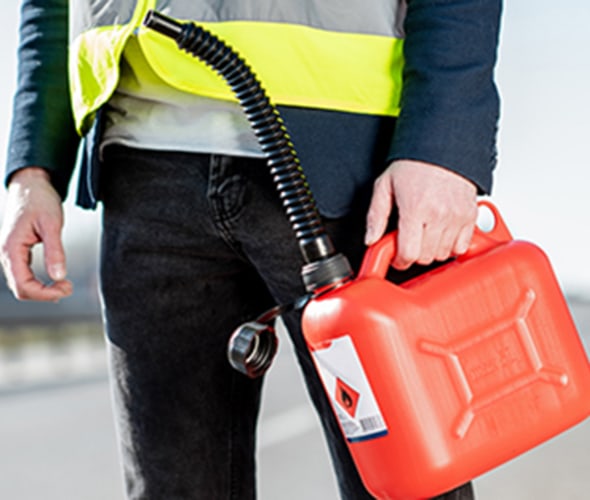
4;258;73;302
393;217;475;270
393;215;427;270
0;168;72;302
38;213;68;282
365;160;479;271
453;222;476;256
1;224;72;302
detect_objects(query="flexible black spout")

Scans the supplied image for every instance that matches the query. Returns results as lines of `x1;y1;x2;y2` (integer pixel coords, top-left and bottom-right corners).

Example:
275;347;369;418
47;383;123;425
144;10;182;39
143;10;352;290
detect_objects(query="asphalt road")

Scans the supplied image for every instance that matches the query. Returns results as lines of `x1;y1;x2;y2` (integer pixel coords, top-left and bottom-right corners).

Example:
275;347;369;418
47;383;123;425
0;333;339;500
1;299;590;500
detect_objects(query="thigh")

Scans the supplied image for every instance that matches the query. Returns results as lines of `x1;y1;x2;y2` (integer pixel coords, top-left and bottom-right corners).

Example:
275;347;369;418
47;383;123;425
99;146;274;499
227;161;376;498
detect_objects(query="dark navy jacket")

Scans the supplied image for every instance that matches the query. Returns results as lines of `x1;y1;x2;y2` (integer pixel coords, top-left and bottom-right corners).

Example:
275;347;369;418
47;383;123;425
5;0;502;218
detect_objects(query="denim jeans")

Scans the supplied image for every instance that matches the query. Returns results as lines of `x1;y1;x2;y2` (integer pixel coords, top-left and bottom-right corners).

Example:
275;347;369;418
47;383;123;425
99;145;474;500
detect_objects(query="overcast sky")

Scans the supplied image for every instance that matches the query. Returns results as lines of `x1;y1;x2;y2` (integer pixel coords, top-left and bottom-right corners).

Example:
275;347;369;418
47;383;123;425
0;1;589;295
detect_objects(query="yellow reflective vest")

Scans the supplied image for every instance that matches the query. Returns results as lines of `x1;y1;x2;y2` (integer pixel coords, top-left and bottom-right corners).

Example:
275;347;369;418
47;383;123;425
69;0;407;135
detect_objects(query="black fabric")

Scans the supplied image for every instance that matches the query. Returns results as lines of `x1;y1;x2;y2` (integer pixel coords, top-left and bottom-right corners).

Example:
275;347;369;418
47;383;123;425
99;146;373;499
388;0;503;194
5;0;80;199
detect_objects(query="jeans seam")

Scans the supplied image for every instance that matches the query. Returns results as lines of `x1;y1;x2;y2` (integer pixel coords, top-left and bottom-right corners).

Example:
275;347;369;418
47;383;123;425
207;154;250;261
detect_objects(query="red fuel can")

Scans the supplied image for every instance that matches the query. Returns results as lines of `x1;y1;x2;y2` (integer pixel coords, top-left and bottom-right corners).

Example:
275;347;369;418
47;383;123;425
301;201;590;500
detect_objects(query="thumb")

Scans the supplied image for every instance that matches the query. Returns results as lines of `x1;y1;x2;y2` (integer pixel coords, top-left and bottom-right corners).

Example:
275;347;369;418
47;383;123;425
38;216;67;281
365;175;394;246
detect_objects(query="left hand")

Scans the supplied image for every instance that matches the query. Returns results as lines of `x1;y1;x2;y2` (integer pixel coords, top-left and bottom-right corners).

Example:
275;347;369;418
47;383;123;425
364;159;478;270
0;167;72;301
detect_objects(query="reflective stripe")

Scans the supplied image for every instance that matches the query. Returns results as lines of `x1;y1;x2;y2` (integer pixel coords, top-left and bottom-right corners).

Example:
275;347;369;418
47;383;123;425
71;0;405;38
70;2;138;37
69;1;406;134
138;22;404;117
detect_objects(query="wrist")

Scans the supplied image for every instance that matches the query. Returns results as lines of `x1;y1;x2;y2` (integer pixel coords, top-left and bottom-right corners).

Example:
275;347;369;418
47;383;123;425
8;167;51;185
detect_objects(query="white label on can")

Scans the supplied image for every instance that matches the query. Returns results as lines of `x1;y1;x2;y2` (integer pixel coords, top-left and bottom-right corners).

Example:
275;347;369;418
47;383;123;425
312;335;388;442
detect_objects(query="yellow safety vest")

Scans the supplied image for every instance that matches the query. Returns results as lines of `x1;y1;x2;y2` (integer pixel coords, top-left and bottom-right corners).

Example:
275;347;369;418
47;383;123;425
69;0;406;135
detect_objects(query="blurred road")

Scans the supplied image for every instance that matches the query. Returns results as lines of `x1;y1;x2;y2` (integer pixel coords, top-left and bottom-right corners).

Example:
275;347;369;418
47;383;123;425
1;300;589;500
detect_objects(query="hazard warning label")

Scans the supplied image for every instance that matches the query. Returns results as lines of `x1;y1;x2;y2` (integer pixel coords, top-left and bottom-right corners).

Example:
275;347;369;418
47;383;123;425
312;335;388;442
335;377;360;418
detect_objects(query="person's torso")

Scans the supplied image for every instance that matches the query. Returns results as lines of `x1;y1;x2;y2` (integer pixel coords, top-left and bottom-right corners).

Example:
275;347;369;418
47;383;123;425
73;0;404;216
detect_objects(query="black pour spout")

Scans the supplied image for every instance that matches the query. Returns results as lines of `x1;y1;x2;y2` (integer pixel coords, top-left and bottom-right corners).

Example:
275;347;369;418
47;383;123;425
143;10;353;291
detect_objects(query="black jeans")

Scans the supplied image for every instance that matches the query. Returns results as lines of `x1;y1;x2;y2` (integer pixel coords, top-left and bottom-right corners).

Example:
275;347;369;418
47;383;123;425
99;146;474;500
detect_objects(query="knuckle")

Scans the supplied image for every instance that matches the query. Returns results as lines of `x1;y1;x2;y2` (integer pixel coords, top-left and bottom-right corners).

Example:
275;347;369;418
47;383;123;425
434;253;451;264
453;244;469;256
397;247;419;268
1;232;26;258
13;286;30;301
424;204;452;227
372;177;386;195
435;246;453;261
417;253;435;266
435;203;451;218
419;203;438;221
460;205;478;226
0;255;13;279
0;238;13;258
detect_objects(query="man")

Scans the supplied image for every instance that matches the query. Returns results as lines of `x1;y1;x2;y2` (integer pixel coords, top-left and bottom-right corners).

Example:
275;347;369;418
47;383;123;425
0;1;502;498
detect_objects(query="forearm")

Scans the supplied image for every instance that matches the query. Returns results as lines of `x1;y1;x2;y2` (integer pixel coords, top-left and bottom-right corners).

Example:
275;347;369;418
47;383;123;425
388;0;503;193
6;0;80;198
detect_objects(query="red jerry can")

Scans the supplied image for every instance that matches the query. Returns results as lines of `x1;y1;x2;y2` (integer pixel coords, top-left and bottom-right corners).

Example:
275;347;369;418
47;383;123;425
301;201;590;500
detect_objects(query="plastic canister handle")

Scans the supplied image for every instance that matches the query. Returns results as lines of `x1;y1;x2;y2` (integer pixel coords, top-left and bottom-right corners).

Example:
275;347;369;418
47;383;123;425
357;200;513;280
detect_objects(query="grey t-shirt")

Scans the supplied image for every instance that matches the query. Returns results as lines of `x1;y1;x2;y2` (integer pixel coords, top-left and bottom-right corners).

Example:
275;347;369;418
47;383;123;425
101;36;264;159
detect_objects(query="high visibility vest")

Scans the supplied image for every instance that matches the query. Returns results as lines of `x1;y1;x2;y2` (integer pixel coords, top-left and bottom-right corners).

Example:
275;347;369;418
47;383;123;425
69;0;407;135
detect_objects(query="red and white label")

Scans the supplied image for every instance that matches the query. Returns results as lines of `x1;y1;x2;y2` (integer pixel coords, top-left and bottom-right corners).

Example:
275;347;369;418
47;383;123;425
312;335;388;442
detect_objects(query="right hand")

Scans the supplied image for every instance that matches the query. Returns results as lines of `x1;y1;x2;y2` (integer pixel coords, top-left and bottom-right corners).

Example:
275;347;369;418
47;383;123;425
0;167;72;301
365;160;478;270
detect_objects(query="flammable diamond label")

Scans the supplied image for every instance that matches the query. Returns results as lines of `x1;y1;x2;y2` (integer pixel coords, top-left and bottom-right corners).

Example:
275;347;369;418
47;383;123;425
312;335;388;442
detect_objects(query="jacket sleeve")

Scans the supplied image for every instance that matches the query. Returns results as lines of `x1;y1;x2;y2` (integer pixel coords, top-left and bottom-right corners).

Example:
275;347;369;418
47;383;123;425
5;0;80;200
387;0;503;194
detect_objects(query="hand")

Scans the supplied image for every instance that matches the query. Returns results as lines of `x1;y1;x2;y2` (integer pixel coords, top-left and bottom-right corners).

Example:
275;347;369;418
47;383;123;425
365;159;478;270
0;167;72;301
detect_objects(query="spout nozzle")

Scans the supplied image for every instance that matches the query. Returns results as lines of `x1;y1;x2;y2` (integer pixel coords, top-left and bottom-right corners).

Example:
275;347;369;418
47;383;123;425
143;9;183;40
301;253;353;293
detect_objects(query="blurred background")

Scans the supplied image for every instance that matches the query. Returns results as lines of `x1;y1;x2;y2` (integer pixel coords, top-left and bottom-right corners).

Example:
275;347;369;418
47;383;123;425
0;1;589;499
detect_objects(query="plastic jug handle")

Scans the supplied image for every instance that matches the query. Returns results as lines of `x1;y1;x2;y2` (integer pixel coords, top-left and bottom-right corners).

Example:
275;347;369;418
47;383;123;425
357;200;513;280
